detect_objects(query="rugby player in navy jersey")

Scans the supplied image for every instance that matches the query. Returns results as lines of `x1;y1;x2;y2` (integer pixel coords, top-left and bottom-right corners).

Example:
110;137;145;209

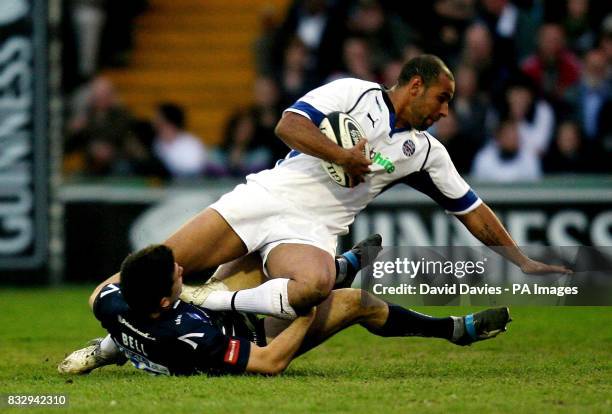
59;244;511;376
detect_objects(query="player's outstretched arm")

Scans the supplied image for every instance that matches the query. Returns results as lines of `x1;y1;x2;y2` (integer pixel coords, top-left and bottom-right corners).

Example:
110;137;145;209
457;203;572;275
245;308;316;375
275;112;371;182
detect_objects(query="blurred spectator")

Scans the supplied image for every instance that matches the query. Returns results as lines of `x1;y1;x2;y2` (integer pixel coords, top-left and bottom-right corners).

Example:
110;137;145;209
209;111;272;177
601;15;612;71
563;48;612;141
254;5;282;77
562;0;597;56
345;0;411;70
402;43;425;62
386;0;474;64
65;76;134;176
451;64;489;155
543;121;593;173
272;0;349;81
152;103;208;178
250;77;289;162
210;78;288;176
459;23;512;100
382;60;403;86
115;120;169;178
69;0;106;80
503;77;556;156
99;0;148;67
521;23;581;103
430;0;476;64
430;111;473;174
276;37;318;107
472;119;542;182
326;36;378;82
478;0;540;61
62;1;147;91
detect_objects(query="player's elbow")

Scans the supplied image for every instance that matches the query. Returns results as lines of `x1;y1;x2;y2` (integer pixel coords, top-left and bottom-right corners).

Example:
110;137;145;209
88;290;97;310
247;346;290;375
265;356;289;375
274;115;291;141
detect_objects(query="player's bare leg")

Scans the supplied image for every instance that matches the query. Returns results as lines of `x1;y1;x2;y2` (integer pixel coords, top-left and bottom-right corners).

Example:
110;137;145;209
180;253;266;305
264;289;386;352
165;207;248;274
265;243;336;311
186;236;382;318
210;253;267;290
187;244;334;319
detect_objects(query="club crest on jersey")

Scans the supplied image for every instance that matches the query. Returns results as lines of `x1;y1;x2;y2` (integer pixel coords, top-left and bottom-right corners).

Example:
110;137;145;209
402;139;415;157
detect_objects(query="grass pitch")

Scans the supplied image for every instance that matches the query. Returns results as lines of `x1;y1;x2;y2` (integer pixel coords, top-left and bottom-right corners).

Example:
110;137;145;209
0;286;610;413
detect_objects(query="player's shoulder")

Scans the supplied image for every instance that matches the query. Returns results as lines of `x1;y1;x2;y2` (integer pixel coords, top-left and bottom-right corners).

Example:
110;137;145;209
323;77;382;95
172;302;216;330
93;283;128;321
417;130;450;155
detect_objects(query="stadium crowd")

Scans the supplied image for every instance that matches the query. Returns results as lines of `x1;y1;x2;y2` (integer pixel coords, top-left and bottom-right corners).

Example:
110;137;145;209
62;0;612;181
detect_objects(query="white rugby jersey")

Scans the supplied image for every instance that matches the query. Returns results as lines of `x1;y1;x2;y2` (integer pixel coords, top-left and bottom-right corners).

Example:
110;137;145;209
247;78;482;235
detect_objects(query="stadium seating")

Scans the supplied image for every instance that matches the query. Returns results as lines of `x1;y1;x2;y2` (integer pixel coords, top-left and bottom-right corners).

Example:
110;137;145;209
103;0;288;145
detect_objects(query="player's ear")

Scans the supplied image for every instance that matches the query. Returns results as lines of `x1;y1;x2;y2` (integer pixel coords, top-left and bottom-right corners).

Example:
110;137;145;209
409;75;424;96
159;297;172;309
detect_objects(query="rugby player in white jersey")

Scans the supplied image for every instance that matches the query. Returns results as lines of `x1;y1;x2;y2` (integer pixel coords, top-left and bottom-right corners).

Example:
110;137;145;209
76;55;569;320
156;54;569;317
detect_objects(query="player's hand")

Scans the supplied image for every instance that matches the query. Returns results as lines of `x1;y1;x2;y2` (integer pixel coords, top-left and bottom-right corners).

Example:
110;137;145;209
520;258;573;275
338;139;372;184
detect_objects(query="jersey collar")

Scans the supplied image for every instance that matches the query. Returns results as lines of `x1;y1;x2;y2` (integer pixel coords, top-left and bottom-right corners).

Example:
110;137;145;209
380;85;411;136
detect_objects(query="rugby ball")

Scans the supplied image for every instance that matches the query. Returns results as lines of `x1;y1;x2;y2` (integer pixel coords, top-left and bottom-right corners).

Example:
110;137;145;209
319;112;370;187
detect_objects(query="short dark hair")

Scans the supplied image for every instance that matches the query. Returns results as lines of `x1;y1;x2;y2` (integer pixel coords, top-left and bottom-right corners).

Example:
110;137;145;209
158;103;185;129
397;54;454;87
120;244;175;315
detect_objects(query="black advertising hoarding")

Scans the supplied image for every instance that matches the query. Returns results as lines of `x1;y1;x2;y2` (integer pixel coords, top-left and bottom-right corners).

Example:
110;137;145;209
0;0;49;279
351;186;612;247
59;183;612;282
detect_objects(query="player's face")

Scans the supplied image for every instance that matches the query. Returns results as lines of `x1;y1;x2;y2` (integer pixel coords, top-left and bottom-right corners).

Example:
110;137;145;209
409;74;455;130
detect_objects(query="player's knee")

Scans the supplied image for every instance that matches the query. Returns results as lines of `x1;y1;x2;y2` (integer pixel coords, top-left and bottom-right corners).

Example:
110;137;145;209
297;271;334;305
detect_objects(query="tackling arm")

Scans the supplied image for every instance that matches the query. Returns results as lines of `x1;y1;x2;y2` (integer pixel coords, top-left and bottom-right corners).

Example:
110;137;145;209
245;309;315;375
457;203;572;275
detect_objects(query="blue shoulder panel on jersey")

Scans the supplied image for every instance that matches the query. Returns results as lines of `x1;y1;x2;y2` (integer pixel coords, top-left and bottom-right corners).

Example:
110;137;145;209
290;101;325;126
401;171;480;213
275;149;301;166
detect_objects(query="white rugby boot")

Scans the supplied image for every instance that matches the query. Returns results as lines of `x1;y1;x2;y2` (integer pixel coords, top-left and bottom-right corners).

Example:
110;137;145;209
58;337;126;374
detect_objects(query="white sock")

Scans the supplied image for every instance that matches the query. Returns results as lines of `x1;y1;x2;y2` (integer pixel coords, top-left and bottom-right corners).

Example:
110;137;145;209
202;278;297;320
335;256;348;285
451;316;465;342
99;334;120;359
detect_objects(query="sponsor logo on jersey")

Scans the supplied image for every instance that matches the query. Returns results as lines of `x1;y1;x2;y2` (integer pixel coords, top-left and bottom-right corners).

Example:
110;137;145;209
402;139;416;157
117;315;156;340
224;339;240;365
366;112;379;128
371;151;395;173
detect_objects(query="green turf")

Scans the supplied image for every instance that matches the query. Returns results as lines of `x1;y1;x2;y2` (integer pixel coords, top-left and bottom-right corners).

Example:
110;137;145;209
0;287;610;413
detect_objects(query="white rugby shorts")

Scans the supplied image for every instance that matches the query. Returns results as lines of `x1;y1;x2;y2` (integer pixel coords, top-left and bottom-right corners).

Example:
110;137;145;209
209;181;337;271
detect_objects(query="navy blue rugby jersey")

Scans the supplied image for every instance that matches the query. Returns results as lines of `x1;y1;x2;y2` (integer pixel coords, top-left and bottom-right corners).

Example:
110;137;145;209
93;283;261;376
